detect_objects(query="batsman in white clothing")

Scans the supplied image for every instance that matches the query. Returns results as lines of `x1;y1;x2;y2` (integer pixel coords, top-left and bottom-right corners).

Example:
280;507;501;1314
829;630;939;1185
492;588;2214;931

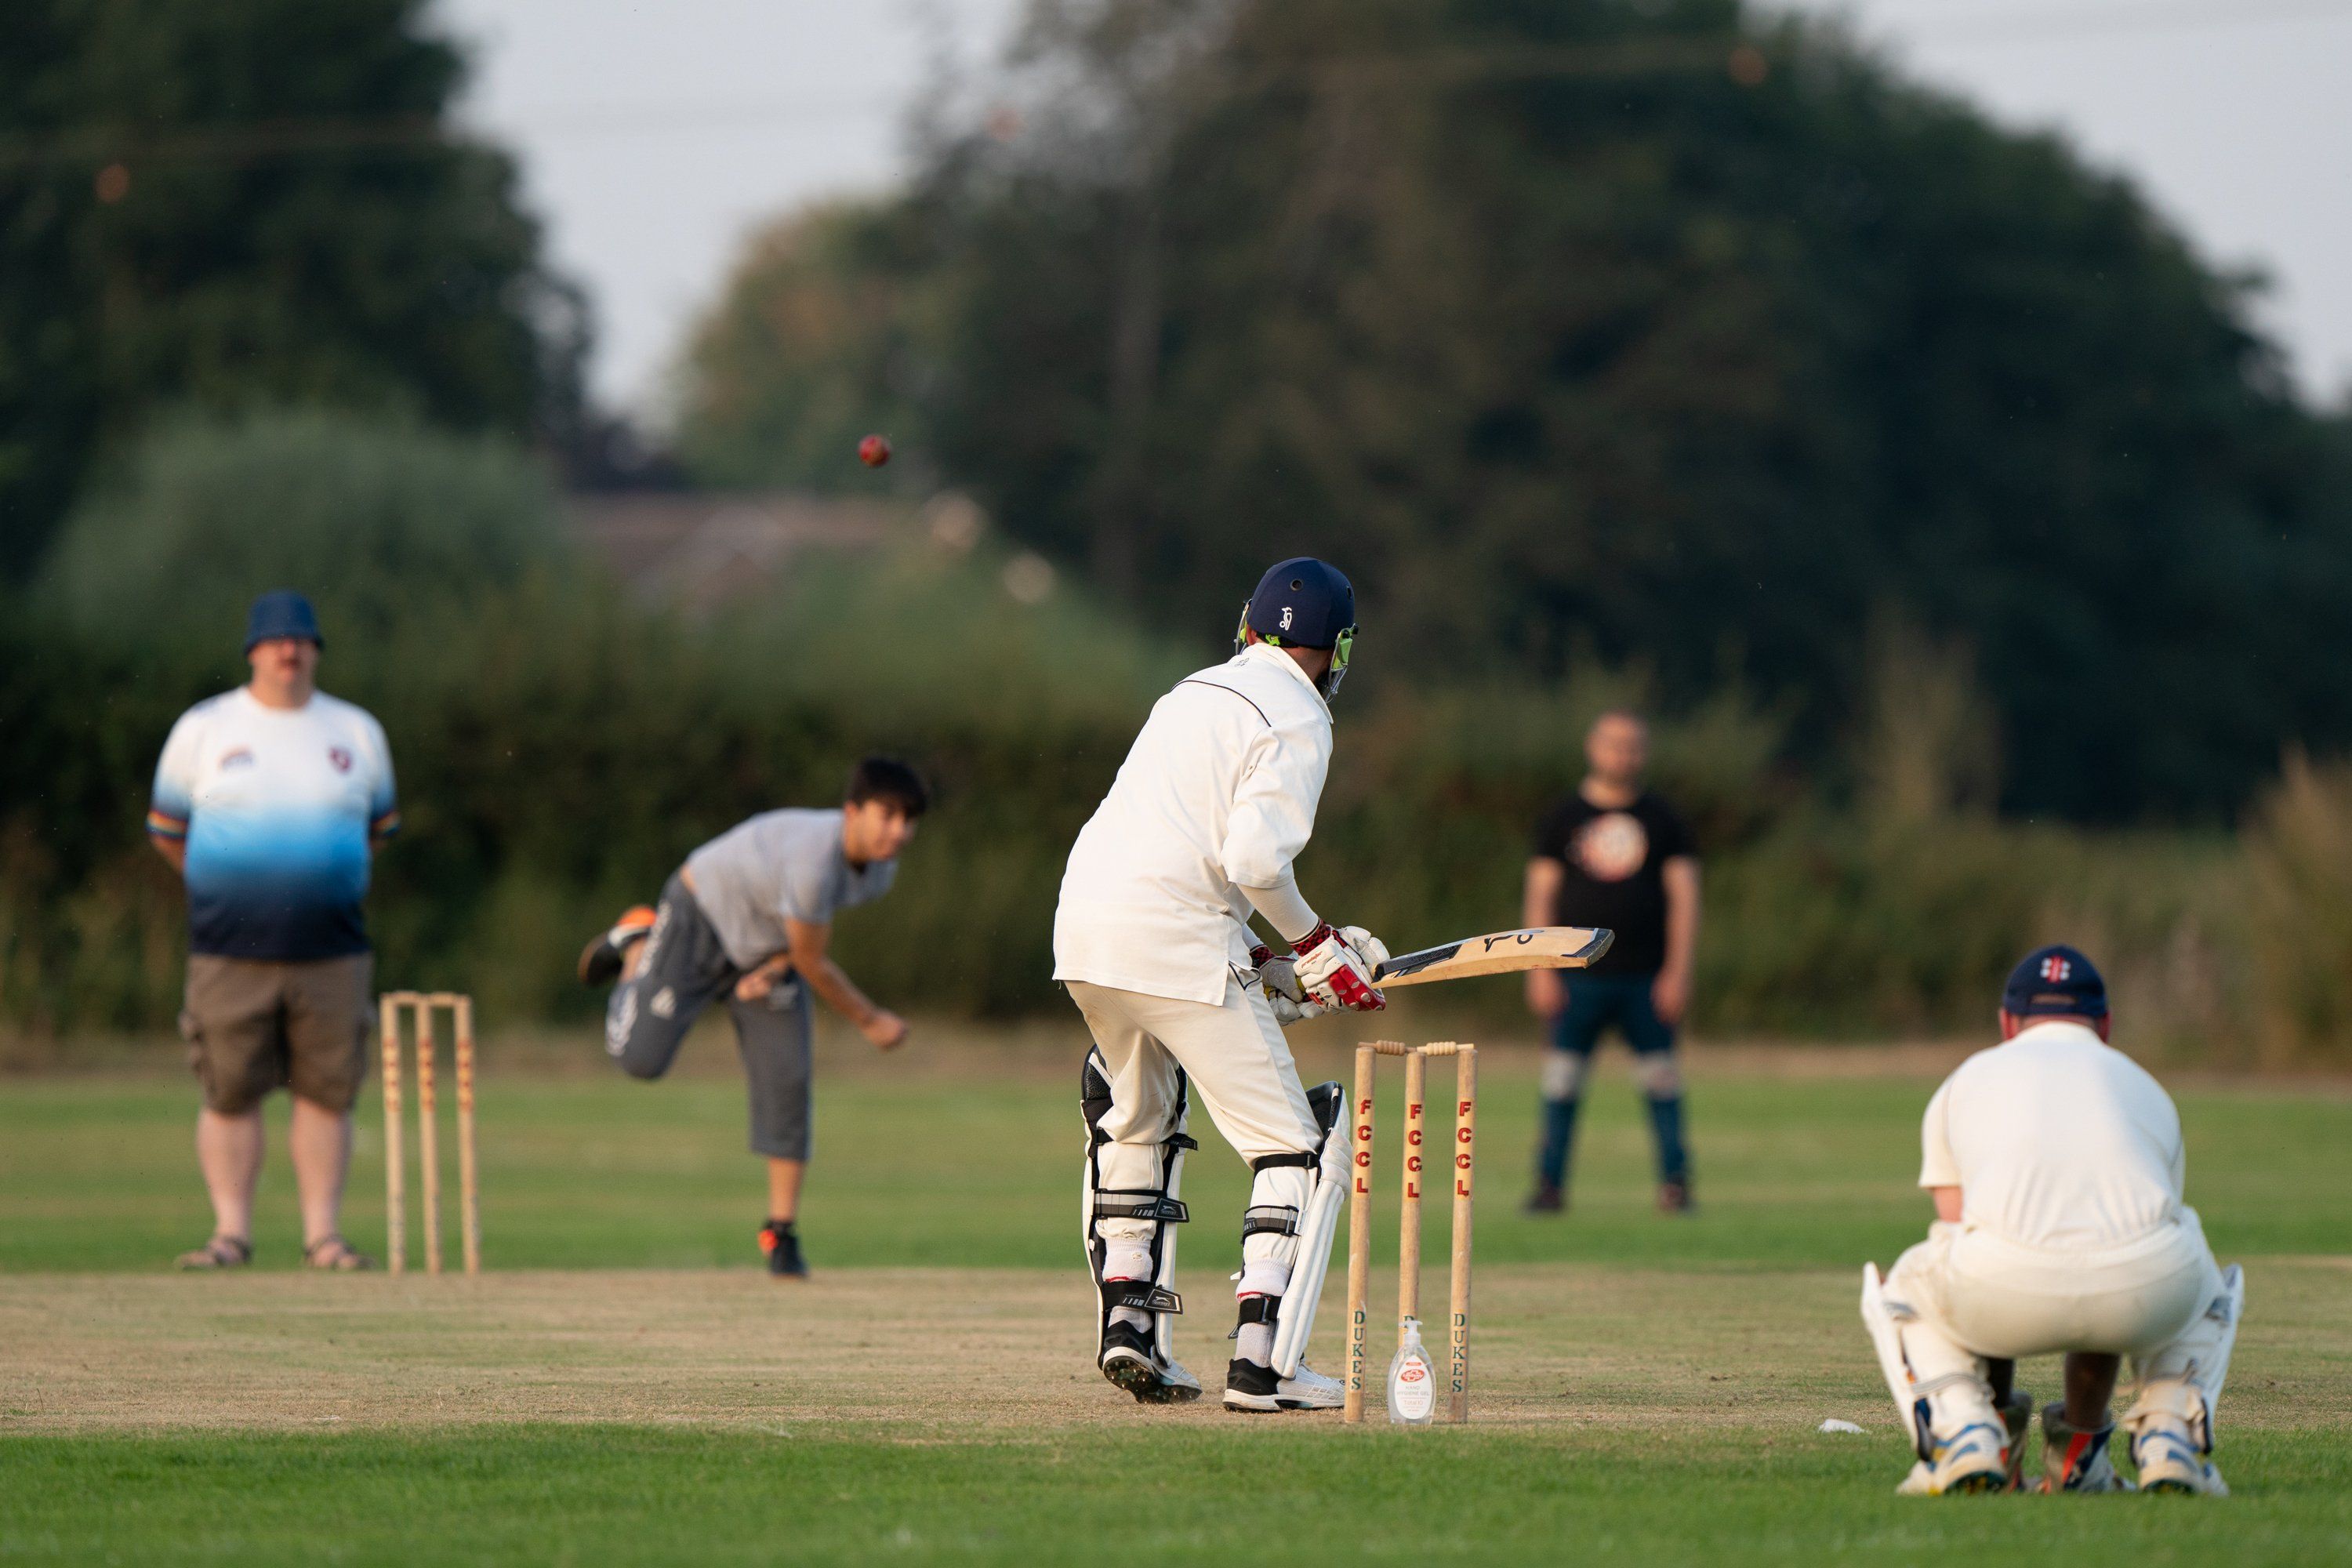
1862;945;2243;1496
1054;557;1390;1412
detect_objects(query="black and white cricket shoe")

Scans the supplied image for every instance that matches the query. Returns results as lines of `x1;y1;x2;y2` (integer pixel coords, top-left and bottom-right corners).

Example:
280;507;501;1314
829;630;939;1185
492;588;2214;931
1223;1358;1345;1413
1098;1323;1203;1404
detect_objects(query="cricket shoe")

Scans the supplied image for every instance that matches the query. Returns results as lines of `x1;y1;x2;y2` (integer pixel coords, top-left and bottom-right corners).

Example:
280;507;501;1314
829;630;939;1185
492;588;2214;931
1895;1421;2011;1496
1098;1323;1203;1404
758;1221;808;1279
2131;1422;2228;1497
2042;1403;2131;1494
1523;1183;1566;1215
577;906;656;985
1222;1359;1345;1413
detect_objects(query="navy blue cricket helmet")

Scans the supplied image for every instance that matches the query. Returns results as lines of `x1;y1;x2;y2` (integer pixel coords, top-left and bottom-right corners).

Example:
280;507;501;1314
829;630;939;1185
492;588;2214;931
1234;557;1357;699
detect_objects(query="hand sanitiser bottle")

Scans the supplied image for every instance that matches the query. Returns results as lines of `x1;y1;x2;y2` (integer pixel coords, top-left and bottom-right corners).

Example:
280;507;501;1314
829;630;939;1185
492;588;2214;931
1387;1316;1437;1425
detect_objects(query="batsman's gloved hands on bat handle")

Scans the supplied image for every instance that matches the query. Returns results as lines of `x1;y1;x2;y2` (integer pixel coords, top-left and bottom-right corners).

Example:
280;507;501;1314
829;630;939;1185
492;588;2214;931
1249;943;1323;1027
1293;923;1387;1012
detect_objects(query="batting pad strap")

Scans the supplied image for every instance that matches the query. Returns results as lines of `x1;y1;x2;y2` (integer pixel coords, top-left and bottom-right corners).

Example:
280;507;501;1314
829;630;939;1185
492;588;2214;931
1241;1204;1301;1240
1247;1150;1319;1172
1102;1279;1182;1316
1233;1294;1280;1328
1091;1127;1200;1152
1093;1192;1191;1223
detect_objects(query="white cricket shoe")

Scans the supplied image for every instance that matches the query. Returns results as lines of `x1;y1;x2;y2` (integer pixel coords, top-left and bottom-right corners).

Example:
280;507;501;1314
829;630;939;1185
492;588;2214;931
2132;1423;2229;1497
1223;1358;1346;1412
1896;1421;2010;1496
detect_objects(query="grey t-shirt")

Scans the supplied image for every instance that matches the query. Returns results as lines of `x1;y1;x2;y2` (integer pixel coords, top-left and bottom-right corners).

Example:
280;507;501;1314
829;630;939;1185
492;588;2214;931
684;808;898;970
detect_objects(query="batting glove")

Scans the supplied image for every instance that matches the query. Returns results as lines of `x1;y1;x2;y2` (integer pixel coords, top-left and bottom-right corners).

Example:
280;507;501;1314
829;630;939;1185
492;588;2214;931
1293;923;1386;1012
1340;925;1390;971
1249;944;1325;1028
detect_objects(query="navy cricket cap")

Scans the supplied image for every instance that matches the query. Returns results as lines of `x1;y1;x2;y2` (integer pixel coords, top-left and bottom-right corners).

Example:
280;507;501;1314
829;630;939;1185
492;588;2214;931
1243;557;1355;649
2002;944;2107;1020
245;590;323;652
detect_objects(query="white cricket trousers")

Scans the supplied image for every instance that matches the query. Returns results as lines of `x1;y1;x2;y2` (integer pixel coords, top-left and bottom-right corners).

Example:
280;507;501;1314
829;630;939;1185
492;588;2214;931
1887;1210;2230;1407
1065;976;1322;1172
1065;975;1324;1303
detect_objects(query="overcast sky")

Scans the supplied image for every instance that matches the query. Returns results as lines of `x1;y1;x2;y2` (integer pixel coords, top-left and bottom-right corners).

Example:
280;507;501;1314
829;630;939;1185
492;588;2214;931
434;0;2352;418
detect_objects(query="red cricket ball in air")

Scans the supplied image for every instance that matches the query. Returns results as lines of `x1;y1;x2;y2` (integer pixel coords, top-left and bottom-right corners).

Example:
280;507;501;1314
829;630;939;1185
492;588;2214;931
858;434;892;468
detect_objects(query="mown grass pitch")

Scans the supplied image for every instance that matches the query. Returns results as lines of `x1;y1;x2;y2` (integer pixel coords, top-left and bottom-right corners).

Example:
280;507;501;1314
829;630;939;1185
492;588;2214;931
3;1028;2349;1565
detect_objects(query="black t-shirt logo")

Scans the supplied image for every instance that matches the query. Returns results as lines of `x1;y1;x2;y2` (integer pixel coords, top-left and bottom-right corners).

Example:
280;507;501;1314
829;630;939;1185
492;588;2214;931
1573;812;1649;883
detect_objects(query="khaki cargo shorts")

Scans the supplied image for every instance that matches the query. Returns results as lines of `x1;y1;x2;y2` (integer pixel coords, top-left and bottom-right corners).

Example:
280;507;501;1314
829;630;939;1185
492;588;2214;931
181;953;374;1116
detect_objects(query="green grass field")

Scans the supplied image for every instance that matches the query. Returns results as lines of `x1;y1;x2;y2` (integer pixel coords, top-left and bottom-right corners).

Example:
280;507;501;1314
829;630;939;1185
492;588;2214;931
4;1028;2349;1565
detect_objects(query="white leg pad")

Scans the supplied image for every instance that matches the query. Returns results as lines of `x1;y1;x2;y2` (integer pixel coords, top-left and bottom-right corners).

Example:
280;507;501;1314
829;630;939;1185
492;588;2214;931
1862;1261;2000;1461
2125;1262;2244;1452
1862;1264;1929;1455
1082;1048;1194;1363
1269;1082;1349;1378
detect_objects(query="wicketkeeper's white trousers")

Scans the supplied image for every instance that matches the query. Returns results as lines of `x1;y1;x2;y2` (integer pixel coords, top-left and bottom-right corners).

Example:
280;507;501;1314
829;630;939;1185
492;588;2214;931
1886;1210;2233;1434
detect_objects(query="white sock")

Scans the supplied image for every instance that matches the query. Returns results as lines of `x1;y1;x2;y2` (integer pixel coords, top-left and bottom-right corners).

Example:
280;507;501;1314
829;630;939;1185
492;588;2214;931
1236;1319;1274;1367
1111;1305;1153;1334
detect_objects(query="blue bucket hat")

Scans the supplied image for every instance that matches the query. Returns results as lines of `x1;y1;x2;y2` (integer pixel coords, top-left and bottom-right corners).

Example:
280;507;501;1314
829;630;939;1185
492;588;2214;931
245;591;324;653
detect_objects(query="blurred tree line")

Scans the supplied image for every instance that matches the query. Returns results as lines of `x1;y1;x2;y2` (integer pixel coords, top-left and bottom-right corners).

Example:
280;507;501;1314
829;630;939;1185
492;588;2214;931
5;412;2351;1070
676;0;2352;822
0;0;582;577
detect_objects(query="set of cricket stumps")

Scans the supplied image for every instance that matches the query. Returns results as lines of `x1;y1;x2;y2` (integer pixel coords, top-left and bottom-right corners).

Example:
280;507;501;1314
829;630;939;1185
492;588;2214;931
1345;1040;1477;1425
379;989;482;1276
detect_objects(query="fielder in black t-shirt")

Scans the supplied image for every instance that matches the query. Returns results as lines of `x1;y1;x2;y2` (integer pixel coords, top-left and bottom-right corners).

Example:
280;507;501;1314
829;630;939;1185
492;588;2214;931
1523;710;1701;1214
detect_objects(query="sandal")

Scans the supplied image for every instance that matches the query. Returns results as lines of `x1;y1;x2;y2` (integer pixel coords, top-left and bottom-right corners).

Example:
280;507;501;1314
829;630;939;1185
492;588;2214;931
176;1234;253;1270
303;1236;376;1272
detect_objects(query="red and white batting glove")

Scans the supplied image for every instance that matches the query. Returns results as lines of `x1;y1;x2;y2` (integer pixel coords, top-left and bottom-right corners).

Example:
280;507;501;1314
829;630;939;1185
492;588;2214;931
1293;923;1387;1012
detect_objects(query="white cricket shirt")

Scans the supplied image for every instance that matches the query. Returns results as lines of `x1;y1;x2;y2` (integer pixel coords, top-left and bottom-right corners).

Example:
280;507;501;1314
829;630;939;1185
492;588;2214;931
1053;643;1333;1004
1919;1021;2187;1250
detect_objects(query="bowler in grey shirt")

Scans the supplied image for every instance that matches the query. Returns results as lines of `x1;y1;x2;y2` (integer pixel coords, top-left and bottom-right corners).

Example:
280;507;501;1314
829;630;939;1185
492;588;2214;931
577;757;927;1276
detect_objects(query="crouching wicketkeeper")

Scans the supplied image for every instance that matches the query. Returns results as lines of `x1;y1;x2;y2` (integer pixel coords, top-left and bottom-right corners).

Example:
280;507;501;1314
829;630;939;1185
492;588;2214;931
1861;946;2242;1496
1054;558;1389;1412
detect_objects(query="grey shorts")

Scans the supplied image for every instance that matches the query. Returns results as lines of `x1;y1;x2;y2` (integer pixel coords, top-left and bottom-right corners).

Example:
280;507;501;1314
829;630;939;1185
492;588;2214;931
604;872;815;1161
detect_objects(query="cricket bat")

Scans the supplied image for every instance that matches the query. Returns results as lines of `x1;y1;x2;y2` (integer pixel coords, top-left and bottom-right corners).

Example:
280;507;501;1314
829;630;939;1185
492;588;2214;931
1369;926;1613;989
